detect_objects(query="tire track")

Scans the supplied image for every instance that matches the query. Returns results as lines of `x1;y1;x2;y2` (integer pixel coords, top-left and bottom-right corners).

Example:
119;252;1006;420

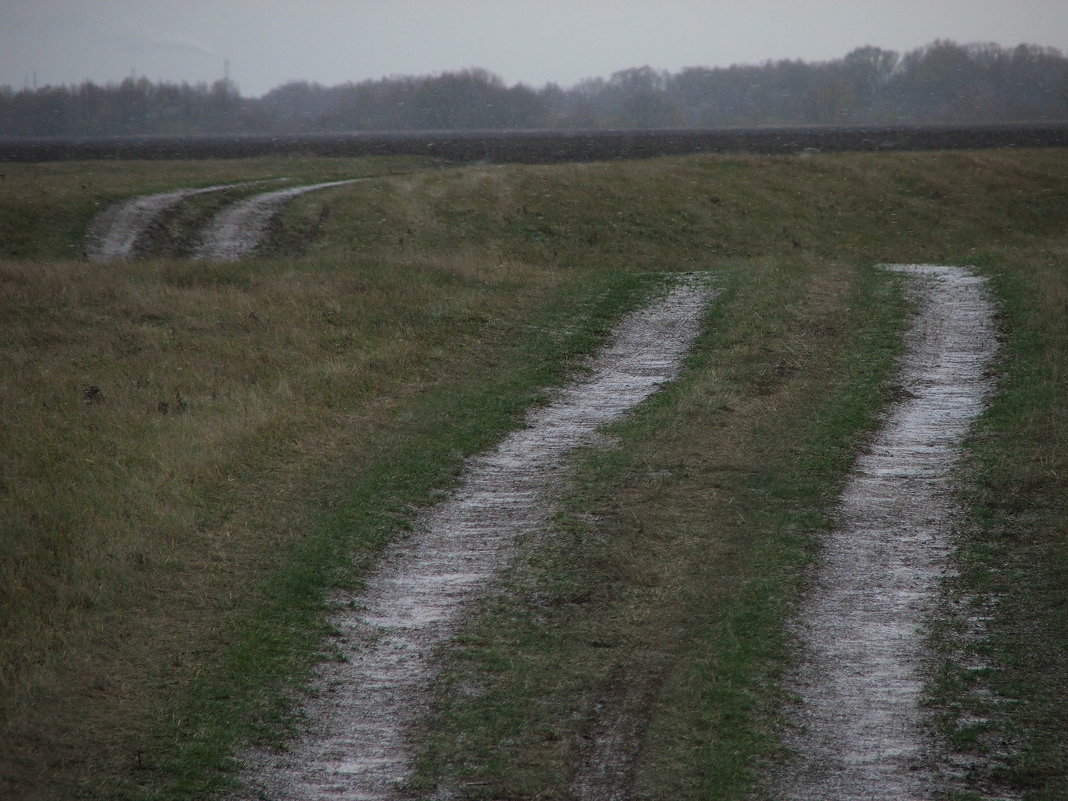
193;179;361;261
773;264;998;801
85;182;253;262
569;664;663;801
236;274;716;801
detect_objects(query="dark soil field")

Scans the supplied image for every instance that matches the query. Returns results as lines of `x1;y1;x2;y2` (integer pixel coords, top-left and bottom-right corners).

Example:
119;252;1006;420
3;123;1068;164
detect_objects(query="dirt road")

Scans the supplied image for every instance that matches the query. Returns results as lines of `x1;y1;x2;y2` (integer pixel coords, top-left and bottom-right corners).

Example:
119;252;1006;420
236;275;715;801
193;180;360;261
85;182;245;261
773;264;998;800
85;178;356;262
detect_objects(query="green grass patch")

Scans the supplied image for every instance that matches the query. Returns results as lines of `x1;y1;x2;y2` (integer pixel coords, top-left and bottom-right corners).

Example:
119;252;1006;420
929;248;1068;800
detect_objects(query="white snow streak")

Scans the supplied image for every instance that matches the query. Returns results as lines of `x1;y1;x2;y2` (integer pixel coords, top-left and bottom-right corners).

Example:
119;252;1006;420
776;264;998;801
86;182;244;261
238;276;715;801
193;180;360;261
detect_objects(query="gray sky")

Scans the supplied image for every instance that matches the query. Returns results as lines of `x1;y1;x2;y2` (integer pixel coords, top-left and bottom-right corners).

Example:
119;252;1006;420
3;0;1067;97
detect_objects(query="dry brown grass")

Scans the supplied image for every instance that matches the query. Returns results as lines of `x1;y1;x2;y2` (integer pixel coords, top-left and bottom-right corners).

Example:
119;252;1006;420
0;249;562;798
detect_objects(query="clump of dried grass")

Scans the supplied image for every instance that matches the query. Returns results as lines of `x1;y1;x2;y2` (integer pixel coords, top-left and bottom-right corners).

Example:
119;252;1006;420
0;249;562;797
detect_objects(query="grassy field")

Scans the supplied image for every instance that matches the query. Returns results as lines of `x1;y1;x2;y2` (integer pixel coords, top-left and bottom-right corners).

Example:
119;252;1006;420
1;148;1066;800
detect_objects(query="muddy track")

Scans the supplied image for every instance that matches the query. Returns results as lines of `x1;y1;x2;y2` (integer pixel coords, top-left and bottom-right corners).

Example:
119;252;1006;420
84;182;252;262
569;664;663;801
773;265;998;800
235;275;715;801
193;179;361;261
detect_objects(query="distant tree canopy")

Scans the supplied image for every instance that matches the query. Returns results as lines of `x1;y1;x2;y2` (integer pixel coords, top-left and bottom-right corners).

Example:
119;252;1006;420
3;41;1066;137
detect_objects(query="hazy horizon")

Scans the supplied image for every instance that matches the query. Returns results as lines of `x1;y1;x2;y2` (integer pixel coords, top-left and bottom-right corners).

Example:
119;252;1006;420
3;1;1068;98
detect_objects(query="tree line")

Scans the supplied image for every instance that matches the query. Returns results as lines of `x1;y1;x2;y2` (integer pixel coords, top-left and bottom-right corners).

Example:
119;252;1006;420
3;40;1066;137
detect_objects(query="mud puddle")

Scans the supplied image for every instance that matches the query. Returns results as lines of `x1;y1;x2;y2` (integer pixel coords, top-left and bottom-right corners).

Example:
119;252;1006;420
236;275;715;801
773;264;998;800
193;179;361;261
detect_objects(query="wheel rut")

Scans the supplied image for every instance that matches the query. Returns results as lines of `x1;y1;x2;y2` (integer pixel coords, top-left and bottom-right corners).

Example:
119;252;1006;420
773;264;998;801
193;179;362;261
84;178;358;262
85;182;250;261
234;275;716;801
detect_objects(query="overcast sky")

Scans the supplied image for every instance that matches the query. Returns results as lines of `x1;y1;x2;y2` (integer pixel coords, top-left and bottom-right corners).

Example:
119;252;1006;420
3;1;1067;97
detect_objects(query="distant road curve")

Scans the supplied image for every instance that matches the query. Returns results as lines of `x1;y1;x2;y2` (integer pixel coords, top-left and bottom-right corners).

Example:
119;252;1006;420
193;179;361;262
85;180;273;262
3;124;1067;164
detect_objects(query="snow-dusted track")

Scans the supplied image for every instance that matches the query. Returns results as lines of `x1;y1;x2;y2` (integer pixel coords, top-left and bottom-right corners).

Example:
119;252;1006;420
236;275;716;801
774;265;998;801
193;180;361;261
85;182;249;262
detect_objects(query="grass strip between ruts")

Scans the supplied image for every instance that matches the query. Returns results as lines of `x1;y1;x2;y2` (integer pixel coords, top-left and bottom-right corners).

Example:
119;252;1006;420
410;259;908;799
